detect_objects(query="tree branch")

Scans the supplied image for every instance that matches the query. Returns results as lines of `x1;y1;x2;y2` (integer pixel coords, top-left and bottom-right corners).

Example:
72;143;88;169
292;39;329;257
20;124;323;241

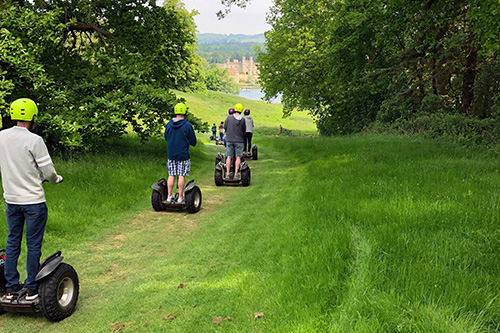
69;22;112;38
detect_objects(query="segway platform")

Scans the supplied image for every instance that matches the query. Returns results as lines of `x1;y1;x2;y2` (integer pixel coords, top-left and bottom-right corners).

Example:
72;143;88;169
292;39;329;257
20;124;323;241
151;179;202;213
0;292;39;313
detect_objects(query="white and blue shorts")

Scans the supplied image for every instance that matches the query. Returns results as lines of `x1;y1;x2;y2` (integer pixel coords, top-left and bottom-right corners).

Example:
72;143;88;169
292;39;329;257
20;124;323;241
167;159;191;177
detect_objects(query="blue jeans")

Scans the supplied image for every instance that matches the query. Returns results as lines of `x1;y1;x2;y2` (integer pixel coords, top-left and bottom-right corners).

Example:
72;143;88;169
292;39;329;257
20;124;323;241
5;203;48;290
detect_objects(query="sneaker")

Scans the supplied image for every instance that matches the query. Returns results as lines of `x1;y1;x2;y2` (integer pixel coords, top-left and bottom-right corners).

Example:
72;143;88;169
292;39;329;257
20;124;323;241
234;173;241;180
25;289;38;301
177;196;185;204
166;196;174;203
5;286;21;300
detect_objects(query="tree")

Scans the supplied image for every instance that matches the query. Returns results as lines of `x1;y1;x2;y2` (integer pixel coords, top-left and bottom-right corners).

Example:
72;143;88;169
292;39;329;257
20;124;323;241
1;0;207;149
258;0;500;137
202;60;240;95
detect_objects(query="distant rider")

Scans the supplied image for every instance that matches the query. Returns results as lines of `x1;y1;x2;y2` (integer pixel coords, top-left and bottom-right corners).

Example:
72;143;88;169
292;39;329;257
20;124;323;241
224;103;246;179
164;103;197;203
211;123;217;140
223;108;235;148
243;109;254;156
218;121;225;141
0;98;63;301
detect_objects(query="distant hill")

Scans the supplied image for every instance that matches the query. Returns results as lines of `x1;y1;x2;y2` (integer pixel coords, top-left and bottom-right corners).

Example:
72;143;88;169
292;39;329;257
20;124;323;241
195;33;265;63
197;33;265;44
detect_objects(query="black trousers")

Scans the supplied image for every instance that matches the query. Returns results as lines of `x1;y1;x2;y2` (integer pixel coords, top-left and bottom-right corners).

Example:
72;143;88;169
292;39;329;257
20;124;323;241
244;132;253;152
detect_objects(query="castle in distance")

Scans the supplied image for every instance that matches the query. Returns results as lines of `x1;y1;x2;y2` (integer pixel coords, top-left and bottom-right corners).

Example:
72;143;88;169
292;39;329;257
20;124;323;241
218;56;259;84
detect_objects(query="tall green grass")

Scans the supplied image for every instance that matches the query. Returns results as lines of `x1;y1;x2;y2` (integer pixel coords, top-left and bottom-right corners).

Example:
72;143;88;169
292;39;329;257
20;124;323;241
1;128;500;330
0;135;213;255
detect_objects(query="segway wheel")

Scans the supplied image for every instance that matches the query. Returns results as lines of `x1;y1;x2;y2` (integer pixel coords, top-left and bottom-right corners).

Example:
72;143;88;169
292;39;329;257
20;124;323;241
39;263;79;322
252;146;258;160
241;167;251;187
151;190;166;211
215;154;223;166
186;186;202;214
215;168;224;186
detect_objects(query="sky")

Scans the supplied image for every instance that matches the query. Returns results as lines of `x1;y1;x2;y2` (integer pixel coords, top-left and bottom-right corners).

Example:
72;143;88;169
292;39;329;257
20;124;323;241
161;0;274;35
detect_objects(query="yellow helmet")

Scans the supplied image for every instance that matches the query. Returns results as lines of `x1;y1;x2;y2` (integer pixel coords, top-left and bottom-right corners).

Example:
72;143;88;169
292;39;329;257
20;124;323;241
234;103;244;113
174;103;187;115
10;98;38;121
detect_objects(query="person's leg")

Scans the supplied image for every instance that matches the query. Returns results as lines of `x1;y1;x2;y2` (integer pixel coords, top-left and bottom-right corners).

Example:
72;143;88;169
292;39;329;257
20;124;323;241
234;142;244;176
167;160;177;199
177;160;190;202
24;203;48;291
226;143;235;176
178;176;185;198
226;156;232;175
248;133;253;152
235;156;241;176
5;204;25;289
243;134;248;153
167;176;175;197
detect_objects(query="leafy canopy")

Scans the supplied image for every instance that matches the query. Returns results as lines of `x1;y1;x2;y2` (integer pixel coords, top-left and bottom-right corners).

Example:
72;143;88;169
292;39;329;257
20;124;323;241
0;0;207;149
257;0;500;140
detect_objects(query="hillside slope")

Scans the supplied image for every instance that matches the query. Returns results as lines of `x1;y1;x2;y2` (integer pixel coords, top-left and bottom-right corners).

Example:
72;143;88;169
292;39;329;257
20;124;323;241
176;90;317;136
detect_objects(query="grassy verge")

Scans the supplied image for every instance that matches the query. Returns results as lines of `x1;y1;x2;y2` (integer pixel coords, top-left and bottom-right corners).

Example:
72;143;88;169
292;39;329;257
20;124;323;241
1;132;500;331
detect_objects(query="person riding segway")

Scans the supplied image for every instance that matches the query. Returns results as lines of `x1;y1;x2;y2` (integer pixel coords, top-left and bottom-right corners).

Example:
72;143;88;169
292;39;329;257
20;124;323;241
224;103;246;180
151;102;202;213
243;109;258;159
0;98;79;321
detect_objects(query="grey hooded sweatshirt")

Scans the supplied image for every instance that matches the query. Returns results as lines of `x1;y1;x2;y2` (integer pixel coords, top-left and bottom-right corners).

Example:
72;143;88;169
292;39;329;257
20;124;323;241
224;113;246;143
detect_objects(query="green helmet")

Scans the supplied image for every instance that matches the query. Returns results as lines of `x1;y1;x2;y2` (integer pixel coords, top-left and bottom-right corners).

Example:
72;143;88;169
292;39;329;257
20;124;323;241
10;98;38;121
174;103;187;115
234;103;244;113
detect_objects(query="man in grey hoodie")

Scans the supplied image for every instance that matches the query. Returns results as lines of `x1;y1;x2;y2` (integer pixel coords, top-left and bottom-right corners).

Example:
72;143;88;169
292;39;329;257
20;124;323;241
224;103;246;179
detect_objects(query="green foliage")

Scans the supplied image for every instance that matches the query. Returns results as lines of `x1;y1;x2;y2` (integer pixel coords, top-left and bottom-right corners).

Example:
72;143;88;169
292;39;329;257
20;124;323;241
0;0;207;149
370;112;500;146
258;0;500;143
202;60;240;95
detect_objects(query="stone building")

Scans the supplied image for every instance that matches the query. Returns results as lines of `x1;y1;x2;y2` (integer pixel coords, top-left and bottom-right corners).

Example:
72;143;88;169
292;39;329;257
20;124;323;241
218;56;259;84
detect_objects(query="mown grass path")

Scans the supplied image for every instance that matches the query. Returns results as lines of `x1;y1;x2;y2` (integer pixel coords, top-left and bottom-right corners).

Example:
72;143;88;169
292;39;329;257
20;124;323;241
1;134;500;332
0;136;296;332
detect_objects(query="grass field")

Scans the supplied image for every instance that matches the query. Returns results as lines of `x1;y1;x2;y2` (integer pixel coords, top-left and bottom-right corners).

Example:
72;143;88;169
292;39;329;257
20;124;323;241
175;89;317;136
1;95;500;331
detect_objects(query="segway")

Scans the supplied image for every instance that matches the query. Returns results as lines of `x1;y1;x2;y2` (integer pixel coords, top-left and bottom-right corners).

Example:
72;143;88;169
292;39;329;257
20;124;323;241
243;144;258;160
151;179;202;213
0;249;79;322
214;152;251;187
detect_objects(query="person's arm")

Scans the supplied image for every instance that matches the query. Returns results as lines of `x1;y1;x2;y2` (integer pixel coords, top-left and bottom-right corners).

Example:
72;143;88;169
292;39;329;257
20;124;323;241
34;137;62;184
188;124;197;147
164;123;169;142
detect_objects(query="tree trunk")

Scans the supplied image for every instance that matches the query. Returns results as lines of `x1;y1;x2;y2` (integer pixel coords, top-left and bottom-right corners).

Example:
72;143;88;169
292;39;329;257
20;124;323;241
462;43;478;116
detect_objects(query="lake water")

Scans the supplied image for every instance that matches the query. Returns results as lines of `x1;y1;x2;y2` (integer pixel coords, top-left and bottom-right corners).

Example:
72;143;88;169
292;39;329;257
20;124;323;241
238;88;281;104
